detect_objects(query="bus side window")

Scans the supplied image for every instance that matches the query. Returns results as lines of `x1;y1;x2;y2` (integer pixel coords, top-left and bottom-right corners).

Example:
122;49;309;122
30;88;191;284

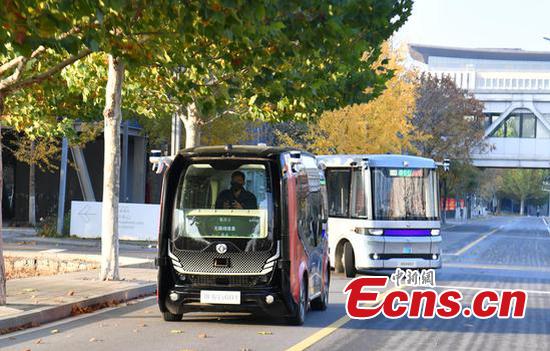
326;169;351;218
297;168;316;248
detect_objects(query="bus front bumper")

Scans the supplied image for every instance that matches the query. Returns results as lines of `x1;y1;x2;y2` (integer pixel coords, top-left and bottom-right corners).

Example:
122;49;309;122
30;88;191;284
356;235;442;270
164;286;293;317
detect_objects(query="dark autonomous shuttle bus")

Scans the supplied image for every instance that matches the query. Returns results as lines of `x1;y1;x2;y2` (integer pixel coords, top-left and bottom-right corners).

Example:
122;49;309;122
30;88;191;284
155;145;330;325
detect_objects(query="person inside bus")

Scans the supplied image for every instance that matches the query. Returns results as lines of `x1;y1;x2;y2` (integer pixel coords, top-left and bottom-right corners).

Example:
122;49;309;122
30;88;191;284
215;171;258;210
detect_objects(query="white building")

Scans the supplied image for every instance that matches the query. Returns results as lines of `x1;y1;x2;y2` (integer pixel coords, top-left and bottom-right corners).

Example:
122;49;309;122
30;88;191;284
409;44;550;168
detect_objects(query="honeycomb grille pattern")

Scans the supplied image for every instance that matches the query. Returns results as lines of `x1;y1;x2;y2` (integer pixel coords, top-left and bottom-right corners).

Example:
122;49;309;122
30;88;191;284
172;248;272;274
187;274;263;287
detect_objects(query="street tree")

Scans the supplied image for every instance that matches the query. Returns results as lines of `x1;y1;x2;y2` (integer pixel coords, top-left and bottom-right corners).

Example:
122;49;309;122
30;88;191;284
1;1;179;282
412;74;487;161
412;74;488;220
0;8;97;302
276;43;418;154
1;0;413;285
157;1;413;148
499;169;548;216
479;169;504;214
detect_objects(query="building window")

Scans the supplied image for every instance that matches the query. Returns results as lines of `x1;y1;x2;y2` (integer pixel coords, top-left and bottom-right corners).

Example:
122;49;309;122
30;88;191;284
483;113;500;130
490;109;537;138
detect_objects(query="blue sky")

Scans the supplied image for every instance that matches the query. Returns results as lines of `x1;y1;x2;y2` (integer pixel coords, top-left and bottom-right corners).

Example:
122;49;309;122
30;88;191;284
394;0;550;51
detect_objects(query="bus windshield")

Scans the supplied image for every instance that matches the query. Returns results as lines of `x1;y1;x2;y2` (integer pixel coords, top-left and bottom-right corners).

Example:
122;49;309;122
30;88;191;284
172;163;272;240
372;167;439;221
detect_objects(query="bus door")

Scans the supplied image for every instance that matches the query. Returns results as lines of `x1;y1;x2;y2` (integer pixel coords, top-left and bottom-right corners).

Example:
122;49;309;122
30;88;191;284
299;155;325;298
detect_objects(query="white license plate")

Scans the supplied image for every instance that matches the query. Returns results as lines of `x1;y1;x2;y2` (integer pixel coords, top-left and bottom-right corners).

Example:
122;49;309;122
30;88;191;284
200;290;241;305
398;261;417;268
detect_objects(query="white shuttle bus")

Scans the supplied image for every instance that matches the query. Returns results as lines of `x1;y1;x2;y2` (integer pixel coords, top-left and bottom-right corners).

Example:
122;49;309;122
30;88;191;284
317;154;442;277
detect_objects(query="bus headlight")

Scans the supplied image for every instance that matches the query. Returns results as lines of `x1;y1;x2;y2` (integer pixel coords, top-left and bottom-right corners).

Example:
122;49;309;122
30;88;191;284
431;229;440;236
368;229;384;236
354;228;383;235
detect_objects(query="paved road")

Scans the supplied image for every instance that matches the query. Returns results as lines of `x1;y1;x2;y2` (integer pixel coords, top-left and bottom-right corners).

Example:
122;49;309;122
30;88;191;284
1;216;549;351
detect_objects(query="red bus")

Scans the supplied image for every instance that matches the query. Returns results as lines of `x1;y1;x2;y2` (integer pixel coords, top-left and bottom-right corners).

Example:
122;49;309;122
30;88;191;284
156;145;330;325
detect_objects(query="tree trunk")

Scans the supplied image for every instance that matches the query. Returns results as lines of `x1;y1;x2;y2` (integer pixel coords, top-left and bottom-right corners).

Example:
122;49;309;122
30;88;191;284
100;55;124;281
520;198;525;216
28;140;36;226
180;103;202;148
0;96;6;304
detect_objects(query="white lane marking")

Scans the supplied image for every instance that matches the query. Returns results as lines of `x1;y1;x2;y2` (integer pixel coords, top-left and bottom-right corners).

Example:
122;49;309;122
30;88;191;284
447;226;501;256
39;249;67;253
443;262;550;273
543;217;550;236
436;284;550;296
286;286;404;351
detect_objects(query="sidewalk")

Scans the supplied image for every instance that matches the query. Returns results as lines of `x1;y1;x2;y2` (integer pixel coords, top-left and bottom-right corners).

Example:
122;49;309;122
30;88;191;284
442;215;491;228
3;227;157;249
0;267;157;334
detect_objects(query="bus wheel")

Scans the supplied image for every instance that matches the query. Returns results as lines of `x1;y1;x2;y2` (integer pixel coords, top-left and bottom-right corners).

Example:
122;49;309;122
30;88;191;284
162;311;183;322
287;278;307;325
343;242;357;278
311;266;329;311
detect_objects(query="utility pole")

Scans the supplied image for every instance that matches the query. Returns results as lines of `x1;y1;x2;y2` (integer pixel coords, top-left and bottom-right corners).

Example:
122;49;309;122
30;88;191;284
56;137;69;234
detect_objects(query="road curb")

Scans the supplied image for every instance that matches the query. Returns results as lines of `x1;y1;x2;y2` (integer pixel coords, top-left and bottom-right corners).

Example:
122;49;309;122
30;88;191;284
0;283;157;334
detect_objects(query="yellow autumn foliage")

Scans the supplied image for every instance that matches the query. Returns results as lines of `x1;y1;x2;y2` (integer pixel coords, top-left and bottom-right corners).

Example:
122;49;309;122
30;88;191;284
286;43;422;155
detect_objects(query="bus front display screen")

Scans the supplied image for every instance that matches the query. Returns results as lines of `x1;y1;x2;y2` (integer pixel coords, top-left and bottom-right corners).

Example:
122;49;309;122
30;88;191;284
174;209;267;239
388;169;424;178
372;167;439;221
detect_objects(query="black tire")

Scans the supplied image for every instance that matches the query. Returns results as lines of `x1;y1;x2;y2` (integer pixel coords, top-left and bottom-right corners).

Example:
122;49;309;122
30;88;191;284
162;311;183;322
311;266;329;311
343;242;357;278
287;278;307;325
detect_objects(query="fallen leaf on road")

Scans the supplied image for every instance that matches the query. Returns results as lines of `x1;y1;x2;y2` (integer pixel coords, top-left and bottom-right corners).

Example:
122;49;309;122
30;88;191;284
171;329;184;334
67;290;75;296
89;337;102;342
22;288;37;293
34;339;43;344
50;329;59;334
138;323;147;327
257;331;272;335
198;333;208;339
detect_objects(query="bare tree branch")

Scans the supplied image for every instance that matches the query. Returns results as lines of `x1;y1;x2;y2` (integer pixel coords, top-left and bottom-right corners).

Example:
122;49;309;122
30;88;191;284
0;46;46;77
0;57;28;91
0;56;24;76
4;48;92;93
